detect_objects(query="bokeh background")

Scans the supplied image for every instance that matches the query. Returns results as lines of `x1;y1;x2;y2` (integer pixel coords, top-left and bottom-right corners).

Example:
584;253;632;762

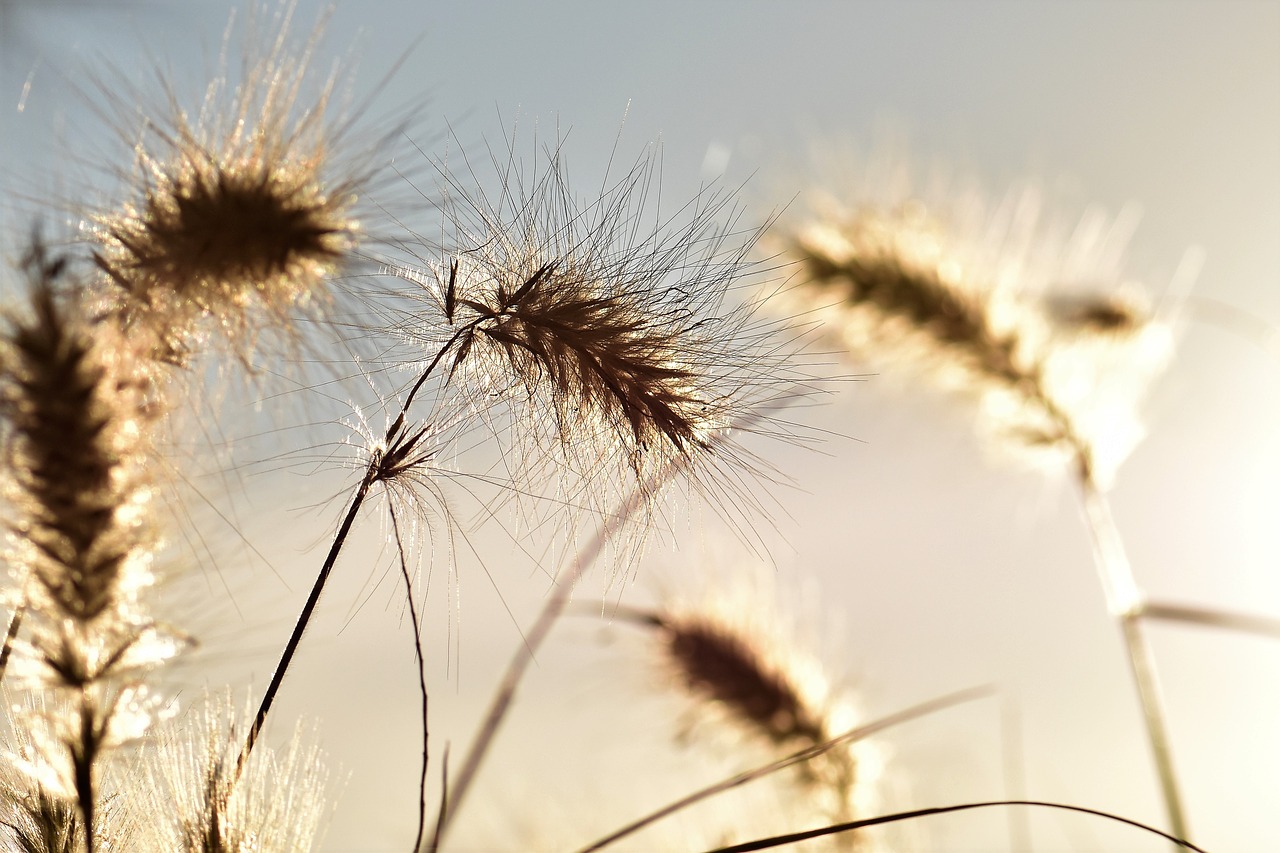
3;1;1278;851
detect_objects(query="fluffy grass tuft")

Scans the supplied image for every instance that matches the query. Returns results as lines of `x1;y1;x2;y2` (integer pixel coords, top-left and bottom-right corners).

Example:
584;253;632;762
134;693;331;853
88;4;365;366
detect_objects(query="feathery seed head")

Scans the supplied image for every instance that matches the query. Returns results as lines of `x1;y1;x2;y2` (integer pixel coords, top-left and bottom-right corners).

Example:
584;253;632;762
629;571;875;821
1;246;178;848
1;248;155;633
88;5;364;363
388;139;813;538
137;693;331;853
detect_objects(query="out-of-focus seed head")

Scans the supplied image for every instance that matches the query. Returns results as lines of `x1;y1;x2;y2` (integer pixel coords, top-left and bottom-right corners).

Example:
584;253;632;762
134;693;331;853
1;246;155;640
620;568;881;827
773;186;1173;487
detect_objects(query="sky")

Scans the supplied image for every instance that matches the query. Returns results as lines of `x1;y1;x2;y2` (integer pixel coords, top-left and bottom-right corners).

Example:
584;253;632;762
2;1;1279;851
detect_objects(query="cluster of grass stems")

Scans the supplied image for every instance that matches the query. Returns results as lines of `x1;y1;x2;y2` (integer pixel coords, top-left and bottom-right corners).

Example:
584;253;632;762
0;6;1263;851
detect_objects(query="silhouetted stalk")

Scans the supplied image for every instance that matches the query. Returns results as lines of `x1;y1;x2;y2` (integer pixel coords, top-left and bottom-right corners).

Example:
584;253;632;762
577;685;994;853
236;322;475;782
390;503;430;852
700;800;1207;853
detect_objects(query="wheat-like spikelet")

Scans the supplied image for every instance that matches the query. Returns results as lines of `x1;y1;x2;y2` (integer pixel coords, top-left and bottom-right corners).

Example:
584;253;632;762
87;3;365;367
0;245;178;851
133;693;331;853
774;195;1170;486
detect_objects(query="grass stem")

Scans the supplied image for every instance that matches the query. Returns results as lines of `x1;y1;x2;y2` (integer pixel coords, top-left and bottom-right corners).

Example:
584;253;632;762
1077;476;1187;845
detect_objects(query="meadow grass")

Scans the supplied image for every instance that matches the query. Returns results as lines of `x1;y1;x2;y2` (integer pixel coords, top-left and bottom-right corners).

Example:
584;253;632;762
0;5;1249;852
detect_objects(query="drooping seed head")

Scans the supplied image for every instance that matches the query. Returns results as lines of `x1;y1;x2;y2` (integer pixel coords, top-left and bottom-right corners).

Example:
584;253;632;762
623;571;875;823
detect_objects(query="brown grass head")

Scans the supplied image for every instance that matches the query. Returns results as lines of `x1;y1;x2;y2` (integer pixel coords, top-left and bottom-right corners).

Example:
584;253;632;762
1;243;179;850
623;572;873;823
88;4;365;365
1;245;155;648
386;137;815;553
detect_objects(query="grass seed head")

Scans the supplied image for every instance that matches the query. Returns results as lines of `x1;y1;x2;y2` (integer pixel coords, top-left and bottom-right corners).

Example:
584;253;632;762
774;190;1172;486
630;571;874;823
135;692;331;853
1;246;155;637
88;4;364;365
387;138;815;552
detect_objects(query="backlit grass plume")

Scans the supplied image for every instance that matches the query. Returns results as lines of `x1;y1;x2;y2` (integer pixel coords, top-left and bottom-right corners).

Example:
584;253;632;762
134;693;331;853
773;186;1188;838
0;245;176;852
775;196;1170;487
616;576;870;828
89;4;364;365
387;144;807;524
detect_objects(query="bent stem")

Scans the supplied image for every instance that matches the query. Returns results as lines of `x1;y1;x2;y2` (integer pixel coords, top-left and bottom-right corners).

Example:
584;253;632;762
577;685;995;853
390;502;431;852
700;800;1207;853
1076;473;1187;845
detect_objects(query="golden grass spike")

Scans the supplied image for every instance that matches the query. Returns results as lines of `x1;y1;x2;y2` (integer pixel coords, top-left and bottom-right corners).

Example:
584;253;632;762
1;243;174;853
88;4;364;364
